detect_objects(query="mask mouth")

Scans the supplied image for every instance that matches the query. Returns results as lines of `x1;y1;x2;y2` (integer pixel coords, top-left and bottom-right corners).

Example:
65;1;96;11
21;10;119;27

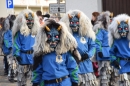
27;24;33;29
49;41;58;48
71;26;79;32
120;32;127;37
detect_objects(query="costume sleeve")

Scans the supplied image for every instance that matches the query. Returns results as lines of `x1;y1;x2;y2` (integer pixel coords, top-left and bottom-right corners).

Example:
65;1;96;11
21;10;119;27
66;52;79;83
95;29;103;52
88;38;96;58
32;63;43;85
3;30;12;48
109;43;117;61
13;32;21;57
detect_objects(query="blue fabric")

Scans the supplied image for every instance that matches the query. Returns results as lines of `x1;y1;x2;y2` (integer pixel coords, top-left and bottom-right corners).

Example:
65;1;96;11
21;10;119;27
32;51;79;85
73;33;95;73
110;37;130;74
13;31;35;64
95;29;110;60
2;30;12;55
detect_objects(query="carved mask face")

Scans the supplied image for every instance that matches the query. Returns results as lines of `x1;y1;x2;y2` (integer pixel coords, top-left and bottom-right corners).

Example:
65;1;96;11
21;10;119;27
69;16;79;32
68;13;80;33
25;13;34;29
46;27;60;48
118;21;129;38
45;21;61;48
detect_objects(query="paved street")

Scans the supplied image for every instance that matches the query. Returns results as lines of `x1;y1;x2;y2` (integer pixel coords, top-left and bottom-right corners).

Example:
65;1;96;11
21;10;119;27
0;56;32;86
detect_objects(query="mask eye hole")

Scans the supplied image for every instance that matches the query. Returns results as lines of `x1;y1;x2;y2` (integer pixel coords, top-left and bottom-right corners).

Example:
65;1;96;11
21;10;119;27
55;35;59;38
47;35;51;38
118;28;122;30
125;28;128;30
26;20;29;23
76;22;79;24
70;22;74;24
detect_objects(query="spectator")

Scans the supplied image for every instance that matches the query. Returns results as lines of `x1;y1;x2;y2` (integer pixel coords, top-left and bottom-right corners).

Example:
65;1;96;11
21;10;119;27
36;10;42;17
91;12;100;26
38;15;44;27
36;10;44;26
42;13;50;21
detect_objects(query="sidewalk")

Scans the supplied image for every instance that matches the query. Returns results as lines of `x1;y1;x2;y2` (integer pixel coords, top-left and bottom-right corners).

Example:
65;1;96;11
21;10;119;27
0;56;32;86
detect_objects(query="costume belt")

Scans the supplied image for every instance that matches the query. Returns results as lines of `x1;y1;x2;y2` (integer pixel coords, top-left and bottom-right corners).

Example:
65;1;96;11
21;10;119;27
102;46;109;47
44;75;69;84
119;57;130;61
21;50;33;54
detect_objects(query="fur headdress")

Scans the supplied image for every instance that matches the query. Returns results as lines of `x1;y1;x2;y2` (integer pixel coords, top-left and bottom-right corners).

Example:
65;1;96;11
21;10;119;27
61;10;95;41
93;11;111;33
108;14;130;47
12;9;40;40
33;19;78;55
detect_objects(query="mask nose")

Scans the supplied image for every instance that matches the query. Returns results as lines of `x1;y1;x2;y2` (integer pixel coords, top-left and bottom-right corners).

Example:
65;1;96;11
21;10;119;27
52;36;55;42
122;28;126;33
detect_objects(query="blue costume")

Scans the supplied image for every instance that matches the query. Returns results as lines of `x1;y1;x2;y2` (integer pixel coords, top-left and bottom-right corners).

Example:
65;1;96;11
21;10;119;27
2;29;12;55
73;33;95;73
12;9;39;86
93;11;112;86
95;29;110;61
1;14;16;76
32;19;79;86
109;14;130;86
110;38;130;74
32;52;79;86
2;29;12;75
13;31;35;65
61;10;97;86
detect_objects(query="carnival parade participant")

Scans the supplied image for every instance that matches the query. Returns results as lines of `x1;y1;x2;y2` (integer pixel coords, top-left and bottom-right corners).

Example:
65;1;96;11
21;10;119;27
91;11;100;77
91;12;100;26
32;19;79;86
93;11;112;86
1;14;16;75
61;10;97;86
109;14;130;86
12;9;40;86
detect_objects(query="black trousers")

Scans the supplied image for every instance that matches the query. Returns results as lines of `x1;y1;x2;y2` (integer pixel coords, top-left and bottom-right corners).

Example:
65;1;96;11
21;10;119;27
3;56;9;73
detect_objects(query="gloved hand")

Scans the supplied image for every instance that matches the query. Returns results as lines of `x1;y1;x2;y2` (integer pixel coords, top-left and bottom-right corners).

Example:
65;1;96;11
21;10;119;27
81;53;89;61
98;52;103;58
32;83;39;86
111;60;120;69
9;47;12;51
16;56;22;62
72;82;78;86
